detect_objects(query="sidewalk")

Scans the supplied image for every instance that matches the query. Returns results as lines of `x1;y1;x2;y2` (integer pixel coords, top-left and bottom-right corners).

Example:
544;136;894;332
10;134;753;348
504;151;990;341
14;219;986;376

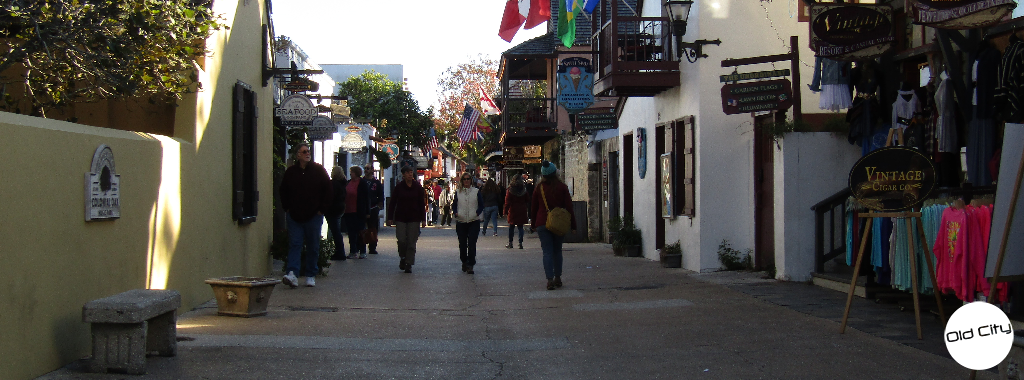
40;225;990;379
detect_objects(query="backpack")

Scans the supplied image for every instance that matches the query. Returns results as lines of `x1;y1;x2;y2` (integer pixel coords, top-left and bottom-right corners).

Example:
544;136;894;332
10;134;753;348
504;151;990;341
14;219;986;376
540;185;571;236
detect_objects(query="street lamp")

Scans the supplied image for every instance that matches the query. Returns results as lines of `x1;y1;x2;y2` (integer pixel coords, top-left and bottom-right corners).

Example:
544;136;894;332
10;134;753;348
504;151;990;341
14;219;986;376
664;0;721;63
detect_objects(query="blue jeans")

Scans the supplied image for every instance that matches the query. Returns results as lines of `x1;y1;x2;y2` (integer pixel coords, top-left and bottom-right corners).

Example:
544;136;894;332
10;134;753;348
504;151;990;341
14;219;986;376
481;206;500;234
343;213;365;254
456;221;481;266
325;214;346;258
537;226;564;280
286;213;323;277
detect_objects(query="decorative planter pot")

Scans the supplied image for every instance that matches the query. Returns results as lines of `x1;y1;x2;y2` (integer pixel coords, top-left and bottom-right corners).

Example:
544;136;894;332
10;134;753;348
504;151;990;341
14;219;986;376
624;245;642;257
612;245;625;256
204;277;281;317
661;253;682;268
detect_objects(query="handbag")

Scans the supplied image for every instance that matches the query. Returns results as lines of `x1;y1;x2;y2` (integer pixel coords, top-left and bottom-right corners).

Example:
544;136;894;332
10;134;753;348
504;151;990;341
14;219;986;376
540;184;572;237
360;228;378;244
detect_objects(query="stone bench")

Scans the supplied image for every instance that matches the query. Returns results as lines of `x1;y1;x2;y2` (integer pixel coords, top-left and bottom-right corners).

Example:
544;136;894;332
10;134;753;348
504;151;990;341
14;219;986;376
82;289;181;374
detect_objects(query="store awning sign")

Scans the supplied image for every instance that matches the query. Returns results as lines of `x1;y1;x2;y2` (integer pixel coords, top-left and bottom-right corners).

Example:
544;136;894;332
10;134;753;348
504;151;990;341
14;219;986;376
577;108;617;131
557;57;595;115
848;147;937;211
810;4;896;60
504;147;525;161
721;79;793;115
910;0;1015;29
308;116;338;142
275;94;316;126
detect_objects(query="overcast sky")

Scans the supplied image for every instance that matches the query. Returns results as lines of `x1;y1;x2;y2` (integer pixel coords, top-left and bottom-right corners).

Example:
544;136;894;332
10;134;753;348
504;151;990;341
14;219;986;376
270;0;549;110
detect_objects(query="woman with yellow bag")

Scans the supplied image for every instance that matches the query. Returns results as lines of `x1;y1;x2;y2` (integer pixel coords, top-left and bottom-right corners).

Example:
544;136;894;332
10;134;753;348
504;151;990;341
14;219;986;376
530;161;576;290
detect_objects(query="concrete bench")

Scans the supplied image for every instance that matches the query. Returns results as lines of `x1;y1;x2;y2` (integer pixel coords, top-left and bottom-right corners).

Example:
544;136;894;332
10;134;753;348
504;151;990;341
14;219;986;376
82;289;181;374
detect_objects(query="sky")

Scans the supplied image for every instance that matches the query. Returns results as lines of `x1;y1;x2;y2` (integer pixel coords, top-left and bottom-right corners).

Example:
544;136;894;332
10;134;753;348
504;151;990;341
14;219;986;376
270;0;549;110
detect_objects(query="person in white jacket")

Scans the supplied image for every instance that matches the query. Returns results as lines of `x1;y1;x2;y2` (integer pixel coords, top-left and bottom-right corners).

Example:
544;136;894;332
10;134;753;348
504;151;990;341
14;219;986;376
452;172;484;274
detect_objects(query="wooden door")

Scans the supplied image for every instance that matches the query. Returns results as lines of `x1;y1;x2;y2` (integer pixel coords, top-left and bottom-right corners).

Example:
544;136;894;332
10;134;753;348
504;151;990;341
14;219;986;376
655;124;666;250
753;113;778;271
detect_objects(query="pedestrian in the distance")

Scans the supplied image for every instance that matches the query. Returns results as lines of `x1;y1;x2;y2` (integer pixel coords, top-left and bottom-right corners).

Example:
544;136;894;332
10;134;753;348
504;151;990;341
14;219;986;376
344;166;369;259
452;172;483;274
504;175;530;249
439;180;454;227
387;165;425;273
326;166;348;261
530;161;576;290
431;179;442;225
480;178;502;237
278;143;332;288
362;164;385;255
423;179;435;227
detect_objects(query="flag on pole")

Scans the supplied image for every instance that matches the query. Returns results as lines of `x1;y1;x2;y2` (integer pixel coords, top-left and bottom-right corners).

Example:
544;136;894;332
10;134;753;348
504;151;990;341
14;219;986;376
582;0;598;13
478;84;501;115
477;114;493;134
427;127;439;150
457;104;482;143
499;0;551;42
557;0;581;48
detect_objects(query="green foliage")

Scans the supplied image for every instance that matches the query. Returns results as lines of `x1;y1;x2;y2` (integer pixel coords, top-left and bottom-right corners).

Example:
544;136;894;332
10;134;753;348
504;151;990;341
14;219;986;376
336;70;433;149
0;0;225;113
607;215;623;234
662;241;682;255
717;239;752;271
613;213;641;248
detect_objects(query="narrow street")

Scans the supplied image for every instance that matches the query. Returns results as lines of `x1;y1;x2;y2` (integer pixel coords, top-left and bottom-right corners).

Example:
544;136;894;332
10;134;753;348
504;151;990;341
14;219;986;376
42;226;988;379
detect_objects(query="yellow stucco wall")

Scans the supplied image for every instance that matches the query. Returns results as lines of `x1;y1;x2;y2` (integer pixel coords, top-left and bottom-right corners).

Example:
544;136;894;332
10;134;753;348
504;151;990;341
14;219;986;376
0;1;274;378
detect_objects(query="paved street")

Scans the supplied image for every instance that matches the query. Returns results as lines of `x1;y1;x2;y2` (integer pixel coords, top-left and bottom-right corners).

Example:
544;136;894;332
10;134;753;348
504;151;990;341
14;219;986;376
40;225;991;379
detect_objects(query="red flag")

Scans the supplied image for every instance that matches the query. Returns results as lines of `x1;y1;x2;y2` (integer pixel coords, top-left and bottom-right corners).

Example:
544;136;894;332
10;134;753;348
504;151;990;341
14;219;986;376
499;0;527;42
524;0;550;29
478;84;501;115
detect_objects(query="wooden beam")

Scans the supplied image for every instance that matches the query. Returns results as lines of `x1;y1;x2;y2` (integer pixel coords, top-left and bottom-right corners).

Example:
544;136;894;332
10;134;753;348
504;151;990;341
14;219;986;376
721;53;794;67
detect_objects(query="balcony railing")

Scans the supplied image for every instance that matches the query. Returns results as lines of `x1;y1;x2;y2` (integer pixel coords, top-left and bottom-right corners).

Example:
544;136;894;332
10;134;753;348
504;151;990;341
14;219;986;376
591;16;680;96
499;97;558;134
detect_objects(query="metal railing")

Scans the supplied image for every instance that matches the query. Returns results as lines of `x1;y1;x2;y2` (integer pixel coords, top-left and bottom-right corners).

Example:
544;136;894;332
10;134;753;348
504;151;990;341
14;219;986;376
499;97;558;134
591;16;675;75
812;187;851;273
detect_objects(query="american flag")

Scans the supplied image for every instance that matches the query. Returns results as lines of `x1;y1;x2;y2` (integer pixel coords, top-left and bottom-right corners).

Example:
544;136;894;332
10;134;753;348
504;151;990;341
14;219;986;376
457;104;481;143
427;127;439;150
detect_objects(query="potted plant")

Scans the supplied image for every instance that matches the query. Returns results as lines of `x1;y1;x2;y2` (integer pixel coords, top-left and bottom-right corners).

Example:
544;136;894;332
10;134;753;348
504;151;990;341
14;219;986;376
660;241;682;268
607;215;623;248
613;214;642;257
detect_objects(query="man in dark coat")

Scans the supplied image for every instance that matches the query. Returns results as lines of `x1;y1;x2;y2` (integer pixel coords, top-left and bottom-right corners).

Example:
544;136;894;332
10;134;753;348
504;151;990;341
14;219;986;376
279;143;332;288
363;164;385;255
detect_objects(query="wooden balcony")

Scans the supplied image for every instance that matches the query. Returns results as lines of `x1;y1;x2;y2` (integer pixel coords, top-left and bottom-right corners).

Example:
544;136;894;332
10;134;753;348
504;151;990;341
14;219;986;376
498;97;559;147
591;16;680;97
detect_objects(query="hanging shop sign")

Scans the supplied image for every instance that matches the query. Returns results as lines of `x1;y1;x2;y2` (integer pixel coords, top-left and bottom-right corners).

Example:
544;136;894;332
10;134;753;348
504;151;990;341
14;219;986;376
719;70;790;83
909;0;1015;29
504;147;525;161
503;162;525;171
308;116;338;142
340;124;371;152
577;108;617;131
721;79;793;115
85;145;120;221
809;4;896;61
848;147;937;212
523;158;543;164
275;94;316;126
637;128;648;179
523;145;542;158
556;57;595;115
381;141;400;161
282;77;319;93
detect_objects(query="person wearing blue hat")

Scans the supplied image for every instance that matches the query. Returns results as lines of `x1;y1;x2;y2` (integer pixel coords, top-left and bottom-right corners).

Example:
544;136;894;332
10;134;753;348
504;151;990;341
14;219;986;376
530;161;576;290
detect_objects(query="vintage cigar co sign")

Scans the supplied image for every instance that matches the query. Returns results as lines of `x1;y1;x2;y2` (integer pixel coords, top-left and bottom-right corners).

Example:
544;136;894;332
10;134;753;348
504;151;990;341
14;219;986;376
721;79;793;115
810;4;896;60
909;0;1015;29
849;147;937;211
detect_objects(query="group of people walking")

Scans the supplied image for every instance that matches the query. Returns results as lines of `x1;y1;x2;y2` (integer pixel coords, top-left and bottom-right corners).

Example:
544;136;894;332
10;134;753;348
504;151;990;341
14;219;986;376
278;142;574;290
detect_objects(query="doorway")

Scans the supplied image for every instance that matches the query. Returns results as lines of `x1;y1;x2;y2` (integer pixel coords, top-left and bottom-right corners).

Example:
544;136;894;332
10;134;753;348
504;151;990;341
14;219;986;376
655;124;666;250
753;113;778;271
623;134;634;217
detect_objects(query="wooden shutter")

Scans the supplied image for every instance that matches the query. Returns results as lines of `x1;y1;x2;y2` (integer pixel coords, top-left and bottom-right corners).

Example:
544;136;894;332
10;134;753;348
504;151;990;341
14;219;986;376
232;82;246;221
681;116;695;216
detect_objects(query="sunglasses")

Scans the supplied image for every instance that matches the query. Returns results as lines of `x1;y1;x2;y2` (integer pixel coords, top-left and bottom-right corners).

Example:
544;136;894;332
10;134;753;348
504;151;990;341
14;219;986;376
298;150;310;154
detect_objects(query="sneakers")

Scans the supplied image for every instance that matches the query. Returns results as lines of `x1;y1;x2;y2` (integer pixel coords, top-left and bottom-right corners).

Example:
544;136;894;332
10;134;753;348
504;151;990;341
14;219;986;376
359;252;367;259
493;232;498;236
282;271;298;288
505;242;514;249
347;252;358;259
306;276;316;287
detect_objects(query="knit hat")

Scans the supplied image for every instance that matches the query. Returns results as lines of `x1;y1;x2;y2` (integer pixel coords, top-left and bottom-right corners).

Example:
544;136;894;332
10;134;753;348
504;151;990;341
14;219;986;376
541;161;557;176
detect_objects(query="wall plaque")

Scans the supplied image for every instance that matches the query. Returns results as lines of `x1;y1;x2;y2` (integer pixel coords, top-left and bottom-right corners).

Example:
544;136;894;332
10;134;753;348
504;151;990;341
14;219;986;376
848;147;937;211
810;4;896;60
721;79;793;115
85;145;120;221
909;0;1015;29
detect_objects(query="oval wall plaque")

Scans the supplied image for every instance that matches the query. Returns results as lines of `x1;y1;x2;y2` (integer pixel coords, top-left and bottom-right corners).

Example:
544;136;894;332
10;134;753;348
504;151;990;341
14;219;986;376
848;147;937;212
809;4;896;61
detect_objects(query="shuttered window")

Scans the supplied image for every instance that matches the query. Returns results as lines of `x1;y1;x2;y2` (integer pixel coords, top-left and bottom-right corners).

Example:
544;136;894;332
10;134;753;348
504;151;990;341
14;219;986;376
233;81;259;224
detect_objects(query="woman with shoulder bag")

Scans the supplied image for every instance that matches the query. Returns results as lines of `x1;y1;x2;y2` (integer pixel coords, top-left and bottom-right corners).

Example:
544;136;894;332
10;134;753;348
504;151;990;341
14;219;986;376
452;172;484;274
530;161;576;290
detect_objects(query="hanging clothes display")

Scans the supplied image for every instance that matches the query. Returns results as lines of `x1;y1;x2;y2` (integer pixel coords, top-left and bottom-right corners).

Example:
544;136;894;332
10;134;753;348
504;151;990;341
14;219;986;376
935;72;958;153
931;203;1006;302
809;56;853;111
995;34;1024;123
967;45;1001;186
891;89;920;146
847;60;883;146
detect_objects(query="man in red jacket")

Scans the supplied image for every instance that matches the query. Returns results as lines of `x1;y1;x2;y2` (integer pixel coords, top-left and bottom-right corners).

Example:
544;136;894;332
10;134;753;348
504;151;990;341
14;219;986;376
278;143;332;288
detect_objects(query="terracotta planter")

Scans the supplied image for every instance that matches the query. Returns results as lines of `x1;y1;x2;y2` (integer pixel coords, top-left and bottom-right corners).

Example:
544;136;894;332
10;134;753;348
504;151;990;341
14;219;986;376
205;277;281;317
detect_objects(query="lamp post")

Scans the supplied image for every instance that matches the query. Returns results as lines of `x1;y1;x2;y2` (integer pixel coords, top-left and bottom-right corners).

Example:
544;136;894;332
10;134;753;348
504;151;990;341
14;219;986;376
664;0;721;63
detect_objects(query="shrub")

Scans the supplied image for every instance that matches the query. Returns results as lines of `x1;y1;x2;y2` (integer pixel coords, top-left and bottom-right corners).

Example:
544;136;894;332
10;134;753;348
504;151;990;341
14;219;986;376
717;239;752;271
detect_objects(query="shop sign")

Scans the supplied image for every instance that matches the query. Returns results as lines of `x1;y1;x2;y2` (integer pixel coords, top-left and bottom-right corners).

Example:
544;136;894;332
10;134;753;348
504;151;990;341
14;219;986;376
523;145;542;158
810;4;896;60
308;116;337;141
282;77;319;92
503;163;525;170
275;94;316;126
577;108;617;131
504;147;525;161
719;70;790;83
848;147;937;211
523;158;542;164
556;57;595;115
909;0;1015;29
721;79;793;115
381;142;400;161
340;124;370;152
85;145;120;221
